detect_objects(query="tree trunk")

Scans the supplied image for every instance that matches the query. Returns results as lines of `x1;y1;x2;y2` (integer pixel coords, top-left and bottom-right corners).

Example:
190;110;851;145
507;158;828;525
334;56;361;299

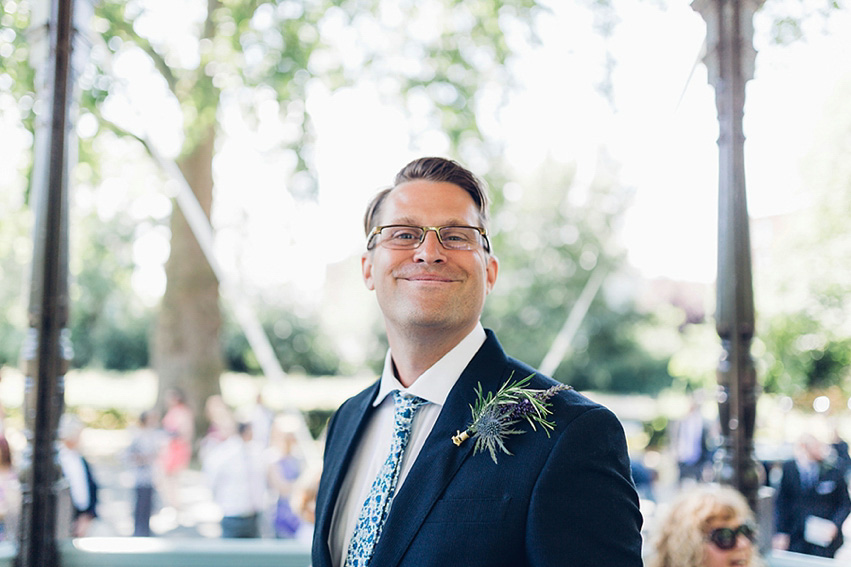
152;124;222;444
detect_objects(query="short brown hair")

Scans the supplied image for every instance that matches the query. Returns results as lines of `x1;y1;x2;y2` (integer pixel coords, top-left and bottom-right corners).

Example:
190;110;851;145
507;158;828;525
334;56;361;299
363;157;490;236
0;435;12;468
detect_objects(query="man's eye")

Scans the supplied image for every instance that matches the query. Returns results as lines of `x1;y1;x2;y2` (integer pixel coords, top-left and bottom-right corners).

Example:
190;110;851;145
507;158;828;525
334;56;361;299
442;228;474;242
388;228;421;240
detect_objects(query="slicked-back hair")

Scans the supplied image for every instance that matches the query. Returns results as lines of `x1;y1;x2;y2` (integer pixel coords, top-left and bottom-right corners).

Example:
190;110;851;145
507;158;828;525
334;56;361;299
362;157;490;237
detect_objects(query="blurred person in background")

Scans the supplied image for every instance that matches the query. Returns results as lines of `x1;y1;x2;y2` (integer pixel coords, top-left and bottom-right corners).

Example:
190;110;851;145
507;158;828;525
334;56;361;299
648;483;764;567
0;366;6;435
292;465;321;545
203;422;266;538
266;417;304;539
0;435;20;542
248;393;274;450
829;426;850;482
58;414;99;537
773;433;850;558
124;410;163;536
630;456;658;503
159;387;194;515
199;394;236;461
674;394;711;484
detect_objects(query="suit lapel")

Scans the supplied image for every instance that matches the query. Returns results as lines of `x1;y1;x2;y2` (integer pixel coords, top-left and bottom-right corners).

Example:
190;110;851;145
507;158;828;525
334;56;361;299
370;332;511;566
314;381;380;567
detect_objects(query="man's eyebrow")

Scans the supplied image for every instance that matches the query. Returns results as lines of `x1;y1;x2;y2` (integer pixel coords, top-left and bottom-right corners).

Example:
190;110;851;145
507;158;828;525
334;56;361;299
384;216;419;225
383;217;472;226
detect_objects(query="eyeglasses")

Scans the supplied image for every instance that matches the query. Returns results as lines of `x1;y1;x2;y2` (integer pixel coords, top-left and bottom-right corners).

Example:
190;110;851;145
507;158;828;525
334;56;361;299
707;524;756;550
366;225;491;253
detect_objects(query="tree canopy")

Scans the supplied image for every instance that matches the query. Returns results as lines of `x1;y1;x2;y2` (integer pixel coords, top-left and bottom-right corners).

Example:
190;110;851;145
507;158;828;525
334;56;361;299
1;0;848;414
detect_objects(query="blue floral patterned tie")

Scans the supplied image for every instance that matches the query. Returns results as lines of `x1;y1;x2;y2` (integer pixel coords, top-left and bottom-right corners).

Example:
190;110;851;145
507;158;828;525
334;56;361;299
345;391;429;567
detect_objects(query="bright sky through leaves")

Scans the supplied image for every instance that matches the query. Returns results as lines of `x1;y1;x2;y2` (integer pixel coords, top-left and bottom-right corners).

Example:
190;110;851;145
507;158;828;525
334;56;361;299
2;0;850;298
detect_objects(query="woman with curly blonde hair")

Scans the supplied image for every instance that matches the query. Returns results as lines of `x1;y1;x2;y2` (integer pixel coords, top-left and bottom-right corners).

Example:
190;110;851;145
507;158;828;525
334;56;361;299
649;484;765;567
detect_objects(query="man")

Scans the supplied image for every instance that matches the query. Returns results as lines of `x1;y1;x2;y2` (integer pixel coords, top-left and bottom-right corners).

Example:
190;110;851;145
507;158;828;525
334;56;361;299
312;157;643;566
773;433;851;558
58;414;99;537
674;395;710;484
203;422;267;538
124;410;162;537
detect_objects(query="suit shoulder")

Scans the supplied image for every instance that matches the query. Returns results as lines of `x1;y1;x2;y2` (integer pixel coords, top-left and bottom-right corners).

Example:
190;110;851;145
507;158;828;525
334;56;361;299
503;357;608;420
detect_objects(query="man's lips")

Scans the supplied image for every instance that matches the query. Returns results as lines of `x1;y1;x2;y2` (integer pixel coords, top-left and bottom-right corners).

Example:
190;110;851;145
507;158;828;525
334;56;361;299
395;271;458;283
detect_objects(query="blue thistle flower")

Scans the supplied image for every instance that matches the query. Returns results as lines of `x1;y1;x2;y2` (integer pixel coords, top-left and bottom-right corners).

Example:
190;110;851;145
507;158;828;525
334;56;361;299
451;373;571;463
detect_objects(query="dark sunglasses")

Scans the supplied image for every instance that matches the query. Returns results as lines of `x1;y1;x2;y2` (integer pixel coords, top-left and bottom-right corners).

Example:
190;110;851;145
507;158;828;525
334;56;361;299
707;523;756;550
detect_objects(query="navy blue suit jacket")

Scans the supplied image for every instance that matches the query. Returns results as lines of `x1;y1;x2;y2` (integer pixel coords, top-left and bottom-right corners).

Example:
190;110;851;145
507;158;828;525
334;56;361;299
312;331;643;566
774;458;851;557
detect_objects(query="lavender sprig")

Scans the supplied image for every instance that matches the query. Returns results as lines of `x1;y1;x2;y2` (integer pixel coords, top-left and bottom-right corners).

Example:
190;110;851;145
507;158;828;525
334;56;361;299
451;373;571;463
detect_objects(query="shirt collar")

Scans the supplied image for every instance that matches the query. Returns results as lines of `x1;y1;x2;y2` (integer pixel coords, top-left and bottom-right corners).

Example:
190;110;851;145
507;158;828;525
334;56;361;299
374;323;487;408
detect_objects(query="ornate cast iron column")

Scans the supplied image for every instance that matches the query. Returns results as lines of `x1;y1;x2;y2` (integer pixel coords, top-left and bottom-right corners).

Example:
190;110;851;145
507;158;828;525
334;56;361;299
692;0;765;508
17;0;81;564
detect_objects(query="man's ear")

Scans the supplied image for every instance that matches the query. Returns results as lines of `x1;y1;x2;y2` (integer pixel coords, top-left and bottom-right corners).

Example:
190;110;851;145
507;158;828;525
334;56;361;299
485;254;499;294
362;252;375;291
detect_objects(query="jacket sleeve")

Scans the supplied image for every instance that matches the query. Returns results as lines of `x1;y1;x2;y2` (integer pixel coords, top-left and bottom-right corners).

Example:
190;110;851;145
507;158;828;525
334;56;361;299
526;405;643;567
773;462;795;534
830;471;851;528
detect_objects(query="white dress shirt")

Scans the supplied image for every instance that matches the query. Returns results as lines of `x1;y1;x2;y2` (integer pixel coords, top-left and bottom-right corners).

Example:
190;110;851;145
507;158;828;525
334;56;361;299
329;323;487;567
203;435;267;517
58;446;91;512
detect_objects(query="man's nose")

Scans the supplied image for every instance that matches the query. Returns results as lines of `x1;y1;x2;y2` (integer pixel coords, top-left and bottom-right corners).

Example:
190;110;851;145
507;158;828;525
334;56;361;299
413;229;446;262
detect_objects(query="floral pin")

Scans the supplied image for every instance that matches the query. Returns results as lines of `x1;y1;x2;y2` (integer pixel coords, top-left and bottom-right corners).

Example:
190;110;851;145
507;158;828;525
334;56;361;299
451;372;571;463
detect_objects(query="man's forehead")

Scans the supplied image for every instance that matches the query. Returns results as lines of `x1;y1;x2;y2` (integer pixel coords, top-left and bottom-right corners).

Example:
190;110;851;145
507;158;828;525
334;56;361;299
379;180;479;218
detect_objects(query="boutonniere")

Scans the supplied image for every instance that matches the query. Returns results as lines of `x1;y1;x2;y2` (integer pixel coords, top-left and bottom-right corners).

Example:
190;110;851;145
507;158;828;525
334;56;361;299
451;372;571;463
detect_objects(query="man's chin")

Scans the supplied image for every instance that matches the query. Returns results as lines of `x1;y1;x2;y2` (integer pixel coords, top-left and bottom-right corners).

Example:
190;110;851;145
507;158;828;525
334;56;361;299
390;309;462;332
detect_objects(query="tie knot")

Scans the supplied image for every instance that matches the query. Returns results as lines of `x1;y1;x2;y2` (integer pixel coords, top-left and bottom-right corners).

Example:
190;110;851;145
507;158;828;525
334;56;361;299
391;391;429;427
393;390;428;414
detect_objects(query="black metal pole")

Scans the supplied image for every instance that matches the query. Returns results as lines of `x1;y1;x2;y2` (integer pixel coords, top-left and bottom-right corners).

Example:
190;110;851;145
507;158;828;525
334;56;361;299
692;0;764;509
17;0;75;565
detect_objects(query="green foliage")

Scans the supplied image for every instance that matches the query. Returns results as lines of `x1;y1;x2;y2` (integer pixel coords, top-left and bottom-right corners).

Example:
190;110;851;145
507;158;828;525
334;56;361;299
0;1;37;176
666;321;720;391
482;157;674;394
68;406;131;430
558;309;674;394
303;408;334;439
0;204;31;368
0;2;37;369
68;211;154;370
2;0;699;398
69;0;547;393
759;0;843;46
759;312;851;396
71;309;152;371
754;74;851;400
222;308;341;376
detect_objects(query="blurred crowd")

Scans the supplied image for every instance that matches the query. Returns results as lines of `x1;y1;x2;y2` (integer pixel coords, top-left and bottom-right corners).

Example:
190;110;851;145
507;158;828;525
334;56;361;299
0;366;849;567
120;387;321;541
636;392;851;566
0;380;320;544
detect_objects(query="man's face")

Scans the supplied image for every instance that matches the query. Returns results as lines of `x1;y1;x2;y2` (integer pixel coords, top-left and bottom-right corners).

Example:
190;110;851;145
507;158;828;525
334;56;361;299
362;180;498;338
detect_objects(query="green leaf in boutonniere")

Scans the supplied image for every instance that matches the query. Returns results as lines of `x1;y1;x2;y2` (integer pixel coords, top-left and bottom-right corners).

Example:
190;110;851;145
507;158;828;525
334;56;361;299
451;372;571;463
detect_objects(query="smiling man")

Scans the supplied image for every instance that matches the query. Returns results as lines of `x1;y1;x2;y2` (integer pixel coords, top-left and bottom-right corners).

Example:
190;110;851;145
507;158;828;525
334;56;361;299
312;157;643;567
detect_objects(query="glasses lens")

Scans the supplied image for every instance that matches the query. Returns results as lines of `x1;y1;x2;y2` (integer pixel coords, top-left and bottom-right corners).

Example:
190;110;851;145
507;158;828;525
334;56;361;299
371;226;488;251
438;227;481;250
710;528;737;549
709;524;755;550
739;524;755;542
380;226;424;249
